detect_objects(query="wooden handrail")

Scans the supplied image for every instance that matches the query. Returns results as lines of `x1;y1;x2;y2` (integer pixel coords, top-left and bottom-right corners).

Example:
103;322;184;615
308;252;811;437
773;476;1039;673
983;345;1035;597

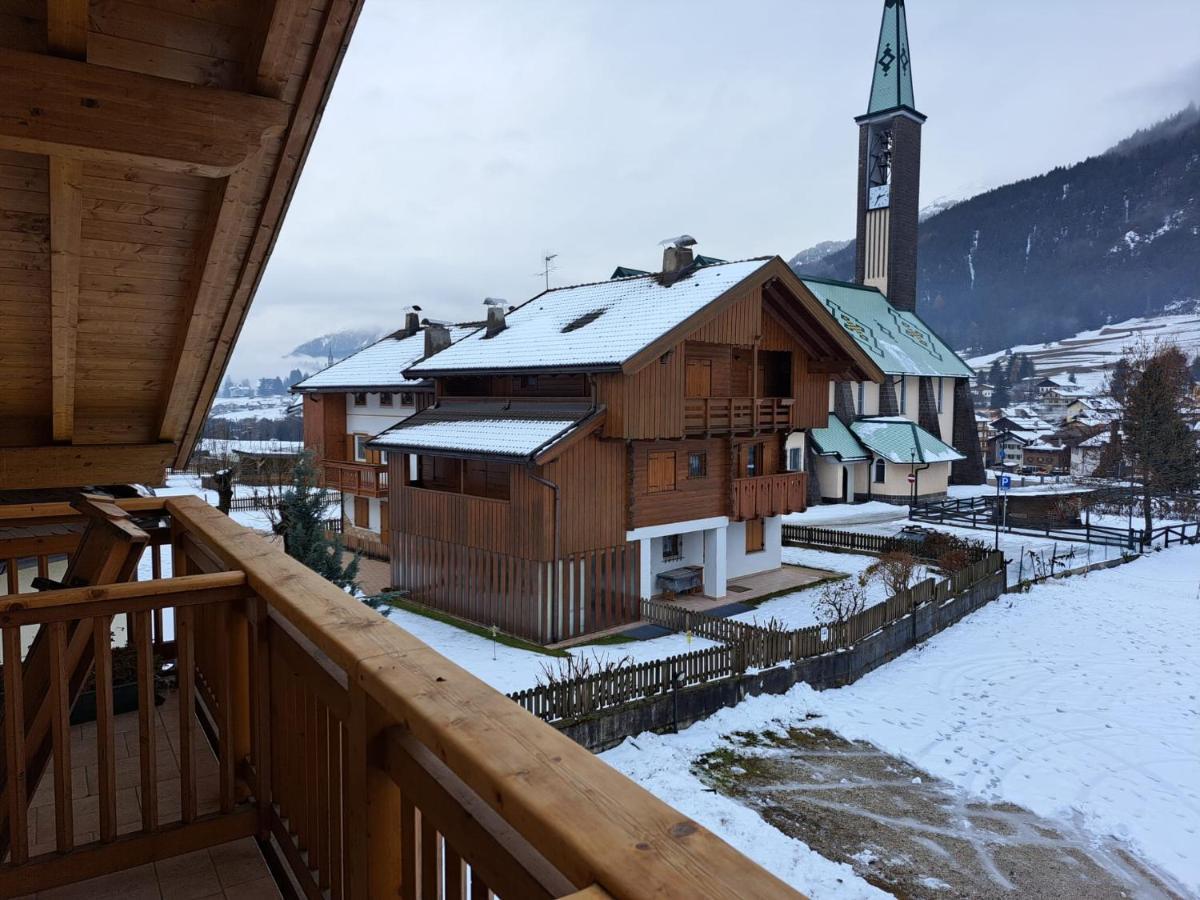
0;497;167;523
164;495;798;899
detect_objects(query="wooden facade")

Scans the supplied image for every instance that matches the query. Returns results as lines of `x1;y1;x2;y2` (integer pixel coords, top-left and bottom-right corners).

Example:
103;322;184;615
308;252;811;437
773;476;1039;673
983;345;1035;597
385;261;884;641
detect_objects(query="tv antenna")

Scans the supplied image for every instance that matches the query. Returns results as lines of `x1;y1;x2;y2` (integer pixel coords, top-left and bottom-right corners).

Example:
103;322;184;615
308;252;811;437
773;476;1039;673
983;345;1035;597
535;252;558;290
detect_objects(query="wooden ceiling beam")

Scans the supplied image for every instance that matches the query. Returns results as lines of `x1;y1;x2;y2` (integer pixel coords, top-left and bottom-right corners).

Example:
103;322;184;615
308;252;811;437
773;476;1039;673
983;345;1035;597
0;444;176;490
0;49;289;178
45;1;88;443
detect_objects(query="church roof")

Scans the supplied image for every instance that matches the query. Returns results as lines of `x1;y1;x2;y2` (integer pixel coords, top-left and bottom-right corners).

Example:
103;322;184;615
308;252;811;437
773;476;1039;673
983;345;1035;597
851;417;965;465
863;0;922;120
810;416;870;462
798;277;972;378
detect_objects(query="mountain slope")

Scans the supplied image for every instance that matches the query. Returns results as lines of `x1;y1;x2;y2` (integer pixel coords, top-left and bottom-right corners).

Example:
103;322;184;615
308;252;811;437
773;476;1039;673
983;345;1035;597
288;328;384;363
794;106;1200;354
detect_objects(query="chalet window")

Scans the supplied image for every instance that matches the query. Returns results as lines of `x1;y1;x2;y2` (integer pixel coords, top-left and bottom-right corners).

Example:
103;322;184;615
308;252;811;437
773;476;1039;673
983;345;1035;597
662;534;682;562
788;447;803;472
379;392;394;406
400;391;415;406
518;375;539;391
687;452;707;479
353;496;370;529
744;443;762;478
874;458;886;483
647;451;677;493
353;434;368;462
744;518;765;553
353;392;367;407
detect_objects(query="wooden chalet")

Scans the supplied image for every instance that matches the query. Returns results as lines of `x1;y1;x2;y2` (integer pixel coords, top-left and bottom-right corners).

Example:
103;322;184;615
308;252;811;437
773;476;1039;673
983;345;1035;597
374;250;883;644
0;4;799;898
293;314;471;560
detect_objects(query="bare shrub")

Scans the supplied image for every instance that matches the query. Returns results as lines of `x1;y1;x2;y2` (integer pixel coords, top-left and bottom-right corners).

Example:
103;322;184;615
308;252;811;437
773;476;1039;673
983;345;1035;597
863;550;918;596
814;577;868;626
536;652;632;688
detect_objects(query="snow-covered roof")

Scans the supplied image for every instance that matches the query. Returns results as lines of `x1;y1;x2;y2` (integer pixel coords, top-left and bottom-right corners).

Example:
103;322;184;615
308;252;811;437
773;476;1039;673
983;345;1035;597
406;259;772;375
799;277;973;378
809;416;870;462
294;326;474;391
369;400;601;462
850;417;966;465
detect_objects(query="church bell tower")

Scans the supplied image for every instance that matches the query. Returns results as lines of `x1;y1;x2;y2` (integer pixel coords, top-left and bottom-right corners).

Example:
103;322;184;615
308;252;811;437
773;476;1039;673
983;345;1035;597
855;0;924;313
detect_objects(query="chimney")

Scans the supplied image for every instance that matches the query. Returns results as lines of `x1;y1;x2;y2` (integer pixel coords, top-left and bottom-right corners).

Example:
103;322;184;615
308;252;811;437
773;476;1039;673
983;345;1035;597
423;320;451;358
403;308;420;337
662;244;694;274
483;297;507;338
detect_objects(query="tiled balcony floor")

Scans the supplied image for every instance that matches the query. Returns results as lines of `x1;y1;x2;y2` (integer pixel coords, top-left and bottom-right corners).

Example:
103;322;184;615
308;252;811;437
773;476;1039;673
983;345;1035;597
14;691;278;899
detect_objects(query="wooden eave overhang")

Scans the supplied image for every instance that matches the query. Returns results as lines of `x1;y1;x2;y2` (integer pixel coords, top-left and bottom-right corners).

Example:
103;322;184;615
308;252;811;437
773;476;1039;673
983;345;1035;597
0;0;364;490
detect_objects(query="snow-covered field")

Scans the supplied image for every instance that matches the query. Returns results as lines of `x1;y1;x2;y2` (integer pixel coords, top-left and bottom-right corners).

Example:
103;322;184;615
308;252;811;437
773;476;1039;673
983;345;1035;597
603;545;1200;897
966;309;1200;392
207;394;297;422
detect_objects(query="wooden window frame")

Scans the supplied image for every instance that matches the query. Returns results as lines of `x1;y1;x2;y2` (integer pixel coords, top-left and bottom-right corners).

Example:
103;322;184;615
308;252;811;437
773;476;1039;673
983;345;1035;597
647;451;677;494
687;452;707;479
352;392;368;407
379;391;394;407
661;534;682;562
353;434;369;463
400;391;415;406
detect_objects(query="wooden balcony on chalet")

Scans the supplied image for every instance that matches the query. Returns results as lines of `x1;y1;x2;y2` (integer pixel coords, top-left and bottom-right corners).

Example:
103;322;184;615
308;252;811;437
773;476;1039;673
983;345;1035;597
730;472;808;521
321;459;390;498
684;397;793;436
0;496;796;899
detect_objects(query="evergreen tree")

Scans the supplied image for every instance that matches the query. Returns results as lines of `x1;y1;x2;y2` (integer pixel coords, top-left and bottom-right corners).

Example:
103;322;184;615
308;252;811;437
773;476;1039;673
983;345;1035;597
286;368;305;388
272;453;360;592
1019;355;1036;380
1109;358;1133;403
1189;354;1200;384
1118;342;1200;535
989;381;1010;409
987;359;1004;386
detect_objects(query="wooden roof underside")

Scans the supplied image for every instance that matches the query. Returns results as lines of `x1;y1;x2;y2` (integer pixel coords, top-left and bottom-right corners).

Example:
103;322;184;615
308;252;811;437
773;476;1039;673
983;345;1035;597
0;0;362;490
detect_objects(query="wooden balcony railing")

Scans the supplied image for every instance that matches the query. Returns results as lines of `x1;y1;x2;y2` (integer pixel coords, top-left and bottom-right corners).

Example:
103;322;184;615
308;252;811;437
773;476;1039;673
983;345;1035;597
683;397;792;434
731;472;808;521
322;459;390;498
0;496;798;899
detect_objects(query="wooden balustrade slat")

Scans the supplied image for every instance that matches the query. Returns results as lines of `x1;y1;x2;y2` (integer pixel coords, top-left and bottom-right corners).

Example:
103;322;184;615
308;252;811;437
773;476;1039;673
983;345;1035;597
176;603;197;824
250;595;272;839
3;626;29;864
48;620;74;852
444;842;465;900
420;812;439;898
94;614;117;842
217;602;236;815
400;795;418;900
134;609;158;834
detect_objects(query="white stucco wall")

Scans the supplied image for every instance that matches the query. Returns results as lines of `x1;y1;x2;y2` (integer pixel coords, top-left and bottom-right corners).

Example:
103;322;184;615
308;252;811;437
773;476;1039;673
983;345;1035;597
867;458;952;500
344;391;417;447
726;516;782;579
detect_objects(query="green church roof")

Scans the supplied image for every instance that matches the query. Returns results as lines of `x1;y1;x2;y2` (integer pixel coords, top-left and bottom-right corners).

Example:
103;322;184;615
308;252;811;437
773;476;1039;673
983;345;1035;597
851;417;965;465
810;416;870;462
864;0;920;119
799;277;973;378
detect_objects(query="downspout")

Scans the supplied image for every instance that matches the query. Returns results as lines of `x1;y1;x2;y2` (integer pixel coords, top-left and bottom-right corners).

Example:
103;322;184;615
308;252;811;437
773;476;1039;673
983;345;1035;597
908;423;931;506
526;464;561;641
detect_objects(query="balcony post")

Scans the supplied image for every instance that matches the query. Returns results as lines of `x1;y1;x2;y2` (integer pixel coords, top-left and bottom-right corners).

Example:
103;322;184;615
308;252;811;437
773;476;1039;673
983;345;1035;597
250;594;273;838
347;678;405;897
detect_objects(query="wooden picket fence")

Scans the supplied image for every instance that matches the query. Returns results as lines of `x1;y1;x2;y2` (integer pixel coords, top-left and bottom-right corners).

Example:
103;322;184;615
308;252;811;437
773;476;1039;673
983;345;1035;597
510;551;1007;722
781;524;906;555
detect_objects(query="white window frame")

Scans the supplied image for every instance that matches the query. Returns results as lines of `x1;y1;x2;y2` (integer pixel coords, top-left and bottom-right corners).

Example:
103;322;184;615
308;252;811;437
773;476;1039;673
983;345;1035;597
354;434;368;463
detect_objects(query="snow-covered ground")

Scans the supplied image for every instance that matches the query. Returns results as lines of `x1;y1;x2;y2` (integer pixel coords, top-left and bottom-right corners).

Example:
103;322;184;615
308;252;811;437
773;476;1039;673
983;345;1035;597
966;309;1200;392
787;501;907;527
728;546;933;630
603;545;1200;896
207;394;297;422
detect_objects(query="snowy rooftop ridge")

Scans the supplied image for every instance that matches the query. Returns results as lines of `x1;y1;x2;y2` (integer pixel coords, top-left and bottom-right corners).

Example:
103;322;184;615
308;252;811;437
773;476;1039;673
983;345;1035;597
294;326;475;391
406;258;774;375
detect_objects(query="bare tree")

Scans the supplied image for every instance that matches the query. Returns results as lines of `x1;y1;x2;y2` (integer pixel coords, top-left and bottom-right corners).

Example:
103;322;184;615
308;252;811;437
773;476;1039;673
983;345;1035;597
814;576;869;626
863;550;919;595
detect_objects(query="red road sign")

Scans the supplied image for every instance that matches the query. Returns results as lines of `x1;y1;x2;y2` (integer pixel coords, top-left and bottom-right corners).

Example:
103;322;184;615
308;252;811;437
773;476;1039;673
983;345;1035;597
906;474;916;484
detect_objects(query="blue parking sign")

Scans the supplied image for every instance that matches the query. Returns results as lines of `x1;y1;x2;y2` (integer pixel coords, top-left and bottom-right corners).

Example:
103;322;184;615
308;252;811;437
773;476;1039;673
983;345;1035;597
999;475;1012;491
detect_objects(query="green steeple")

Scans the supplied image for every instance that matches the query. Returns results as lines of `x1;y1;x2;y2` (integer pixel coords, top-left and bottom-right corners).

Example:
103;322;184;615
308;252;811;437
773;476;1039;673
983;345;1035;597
865;0;919;117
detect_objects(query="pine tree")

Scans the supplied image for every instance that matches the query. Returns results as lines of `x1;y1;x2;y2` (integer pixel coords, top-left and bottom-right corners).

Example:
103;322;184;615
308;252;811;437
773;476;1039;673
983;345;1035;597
272;453;360;592
1019;355;1036;380
987;359;1004;386
989;382;1010;409
1189;354;1200;384
1109;358;1133;403
1068;372;1077;384
1118;342;1200;535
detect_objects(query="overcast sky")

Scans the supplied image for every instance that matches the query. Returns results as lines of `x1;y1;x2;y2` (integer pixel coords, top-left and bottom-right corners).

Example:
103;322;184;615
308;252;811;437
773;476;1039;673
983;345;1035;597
228;0;1200;379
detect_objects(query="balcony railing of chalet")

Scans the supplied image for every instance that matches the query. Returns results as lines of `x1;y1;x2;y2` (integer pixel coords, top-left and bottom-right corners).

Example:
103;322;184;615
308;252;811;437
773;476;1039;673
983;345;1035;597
683;397;792;434
0;496;796;898
322;459;390;498
730;472;808;521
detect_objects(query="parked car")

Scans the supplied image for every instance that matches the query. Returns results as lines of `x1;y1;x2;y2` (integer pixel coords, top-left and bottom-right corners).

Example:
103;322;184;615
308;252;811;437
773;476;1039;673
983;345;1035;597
1018;465;1038;475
